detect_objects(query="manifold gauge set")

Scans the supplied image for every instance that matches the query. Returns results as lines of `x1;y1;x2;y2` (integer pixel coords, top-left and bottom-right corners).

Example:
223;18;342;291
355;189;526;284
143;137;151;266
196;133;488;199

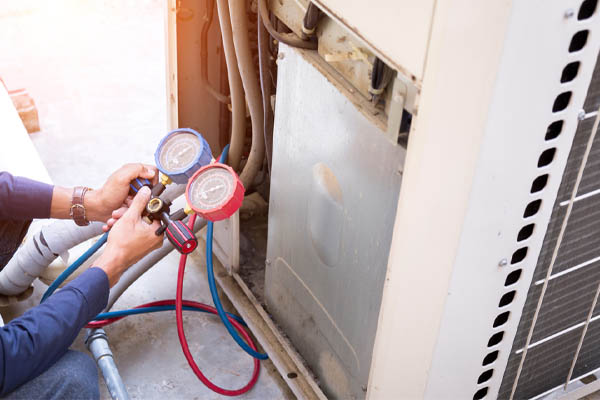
128;128;244;254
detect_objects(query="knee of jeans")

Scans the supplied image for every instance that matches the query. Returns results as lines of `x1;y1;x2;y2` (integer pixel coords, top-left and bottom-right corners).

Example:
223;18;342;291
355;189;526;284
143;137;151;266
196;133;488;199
60;351;99;399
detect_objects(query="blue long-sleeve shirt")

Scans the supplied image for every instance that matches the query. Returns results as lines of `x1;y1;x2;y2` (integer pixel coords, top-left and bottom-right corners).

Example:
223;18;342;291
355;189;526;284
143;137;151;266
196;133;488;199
0;172;110;395
0;172;54;220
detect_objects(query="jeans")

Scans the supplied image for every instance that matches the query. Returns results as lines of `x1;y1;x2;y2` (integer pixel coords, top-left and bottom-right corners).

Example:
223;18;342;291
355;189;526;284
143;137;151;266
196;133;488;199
3;351;99;400
0;220;100;400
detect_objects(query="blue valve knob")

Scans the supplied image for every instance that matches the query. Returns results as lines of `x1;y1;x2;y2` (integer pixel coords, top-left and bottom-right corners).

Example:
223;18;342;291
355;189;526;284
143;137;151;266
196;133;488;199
129;178;153;196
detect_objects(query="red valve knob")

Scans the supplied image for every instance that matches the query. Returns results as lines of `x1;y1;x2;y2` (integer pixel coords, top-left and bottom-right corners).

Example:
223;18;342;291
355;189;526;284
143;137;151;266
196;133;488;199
165;220;198;254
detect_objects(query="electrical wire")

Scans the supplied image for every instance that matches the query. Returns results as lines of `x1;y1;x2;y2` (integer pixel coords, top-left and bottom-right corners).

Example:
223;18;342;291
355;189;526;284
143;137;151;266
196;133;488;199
257;0;317;50
41;232;108;303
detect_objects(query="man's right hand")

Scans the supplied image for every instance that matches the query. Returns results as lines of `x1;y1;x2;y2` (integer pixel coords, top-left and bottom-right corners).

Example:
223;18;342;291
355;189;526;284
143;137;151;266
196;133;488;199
95;186;163;287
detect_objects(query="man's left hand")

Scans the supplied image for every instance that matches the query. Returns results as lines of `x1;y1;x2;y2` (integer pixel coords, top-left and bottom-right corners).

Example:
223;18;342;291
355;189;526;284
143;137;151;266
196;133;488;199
86;163;158;223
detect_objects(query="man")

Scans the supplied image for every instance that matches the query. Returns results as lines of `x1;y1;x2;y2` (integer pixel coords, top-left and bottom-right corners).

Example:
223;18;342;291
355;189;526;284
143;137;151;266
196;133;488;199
0;164;164;399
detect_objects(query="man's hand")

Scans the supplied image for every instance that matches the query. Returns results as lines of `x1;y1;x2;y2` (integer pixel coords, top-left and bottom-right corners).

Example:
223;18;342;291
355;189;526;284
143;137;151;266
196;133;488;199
86;163;158;223
94;187;163;287
50;163;158;222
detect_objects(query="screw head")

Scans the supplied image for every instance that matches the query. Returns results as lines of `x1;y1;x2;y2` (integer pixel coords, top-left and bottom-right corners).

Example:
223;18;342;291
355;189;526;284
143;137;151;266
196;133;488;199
277;53;285;60
578;109;586;121
265;259;271;266
499;258;508;267
564;8;575;19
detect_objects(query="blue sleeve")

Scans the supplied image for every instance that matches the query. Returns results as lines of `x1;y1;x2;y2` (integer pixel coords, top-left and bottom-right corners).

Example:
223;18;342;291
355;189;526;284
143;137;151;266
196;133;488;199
0;172;54;220
0;267;109;395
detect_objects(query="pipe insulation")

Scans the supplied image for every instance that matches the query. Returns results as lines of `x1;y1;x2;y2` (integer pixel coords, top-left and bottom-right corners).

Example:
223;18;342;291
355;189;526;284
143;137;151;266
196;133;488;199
228;0;265;188
216;0;246;173
0;182;186;298
0;221;103;295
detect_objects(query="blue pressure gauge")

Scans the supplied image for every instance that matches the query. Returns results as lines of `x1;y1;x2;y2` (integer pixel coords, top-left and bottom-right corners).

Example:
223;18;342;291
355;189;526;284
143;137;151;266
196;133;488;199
154;128;213;184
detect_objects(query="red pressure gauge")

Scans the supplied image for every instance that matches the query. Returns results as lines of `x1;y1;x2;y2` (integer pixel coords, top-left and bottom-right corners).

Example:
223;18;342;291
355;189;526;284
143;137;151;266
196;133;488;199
185;163;245;222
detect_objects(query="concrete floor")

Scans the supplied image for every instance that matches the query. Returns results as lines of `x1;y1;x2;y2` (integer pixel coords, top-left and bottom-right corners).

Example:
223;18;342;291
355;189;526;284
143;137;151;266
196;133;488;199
0;1;289;399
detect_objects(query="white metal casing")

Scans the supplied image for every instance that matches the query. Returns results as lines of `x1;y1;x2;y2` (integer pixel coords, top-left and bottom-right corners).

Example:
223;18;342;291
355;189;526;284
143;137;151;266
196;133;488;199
312;0;435;82
368;0;600;399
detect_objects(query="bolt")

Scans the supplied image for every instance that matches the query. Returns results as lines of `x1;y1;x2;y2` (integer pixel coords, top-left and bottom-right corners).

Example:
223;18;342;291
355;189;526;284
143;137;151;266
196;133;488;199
578;109;586;121
564;8;575;19
499;258;508;268
265;259;271;266
277;53;285;60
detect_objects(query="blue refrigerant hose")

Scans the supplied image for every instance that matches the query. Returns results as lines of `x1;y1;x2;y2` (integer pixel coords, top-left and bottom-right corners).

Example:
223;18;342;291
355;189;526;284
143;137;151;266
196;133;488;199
41;144;266;359
40;230;246;328
95;305;246;326
41;232;109;303
207;145;268;360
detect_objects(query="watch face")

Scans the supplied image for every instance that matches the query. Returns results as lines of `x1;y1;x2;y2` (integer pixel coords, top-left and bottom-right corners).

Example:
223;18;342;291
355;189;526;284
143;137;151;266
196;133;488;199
187;166;236;211
158;132;202;173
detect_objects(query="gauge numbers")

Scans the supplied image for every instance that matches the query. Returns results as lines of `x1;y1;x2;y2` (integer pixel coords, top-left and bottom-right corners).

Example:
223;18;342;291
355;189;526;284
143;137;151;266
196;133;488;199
158;132;201;173
188;166;235;211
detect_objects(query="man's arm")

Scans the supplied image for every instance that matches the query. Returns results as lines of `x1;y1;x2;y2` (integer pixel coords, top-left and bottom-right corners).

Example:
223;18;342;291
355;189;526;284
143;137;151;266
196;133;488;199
0;163;157;223
0;267;108;395
0;187;163;395
0;173;53;220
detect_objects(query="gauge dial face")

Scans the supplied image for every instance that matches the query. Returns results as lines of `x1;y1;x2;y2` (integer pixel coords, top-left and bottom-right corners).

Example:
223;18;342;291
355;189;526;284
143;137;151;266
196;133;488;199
158;132;201;173
188;166;236;211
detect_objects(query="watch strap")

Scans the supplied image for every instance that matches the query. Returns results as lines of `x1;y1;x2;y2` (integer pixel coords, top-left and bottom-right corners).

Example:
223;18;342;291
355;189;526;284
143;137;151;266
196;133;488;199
71;186;91;226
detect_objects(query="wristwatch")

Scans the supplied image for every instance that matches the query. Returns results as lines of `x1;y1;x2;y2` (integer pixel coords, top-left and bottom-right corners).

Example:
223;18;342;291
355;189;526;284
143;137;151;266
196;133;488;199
71;186;92;226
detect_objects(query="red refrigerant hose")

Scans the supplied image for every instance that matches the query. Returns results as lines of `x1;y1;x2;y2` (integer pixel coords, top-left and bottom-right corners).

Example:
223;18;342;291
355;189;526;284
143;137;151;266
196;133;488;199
88;213;260;396
175;213;260;396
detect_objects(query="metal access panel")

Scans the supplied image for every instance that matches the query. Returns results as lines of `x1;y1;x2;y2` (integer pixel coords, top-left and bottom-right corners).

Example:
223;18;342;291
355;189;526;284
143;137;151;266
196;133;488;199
265;46;405;399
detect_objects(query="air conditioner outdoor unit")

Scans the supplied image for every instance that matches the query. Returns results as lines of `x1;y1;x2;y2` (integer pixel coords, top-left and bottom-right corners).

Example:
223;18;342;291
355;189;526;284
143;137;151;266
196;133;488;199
364;1;600;399
263;1;600;399
172;0;600;398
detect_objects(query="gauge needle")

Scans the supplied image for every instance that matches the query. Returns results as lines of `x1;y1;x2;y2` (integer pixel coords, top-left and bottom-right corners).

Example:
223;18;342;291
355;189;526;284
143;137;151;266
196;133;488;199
199;185;224;199
176;148;190;158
